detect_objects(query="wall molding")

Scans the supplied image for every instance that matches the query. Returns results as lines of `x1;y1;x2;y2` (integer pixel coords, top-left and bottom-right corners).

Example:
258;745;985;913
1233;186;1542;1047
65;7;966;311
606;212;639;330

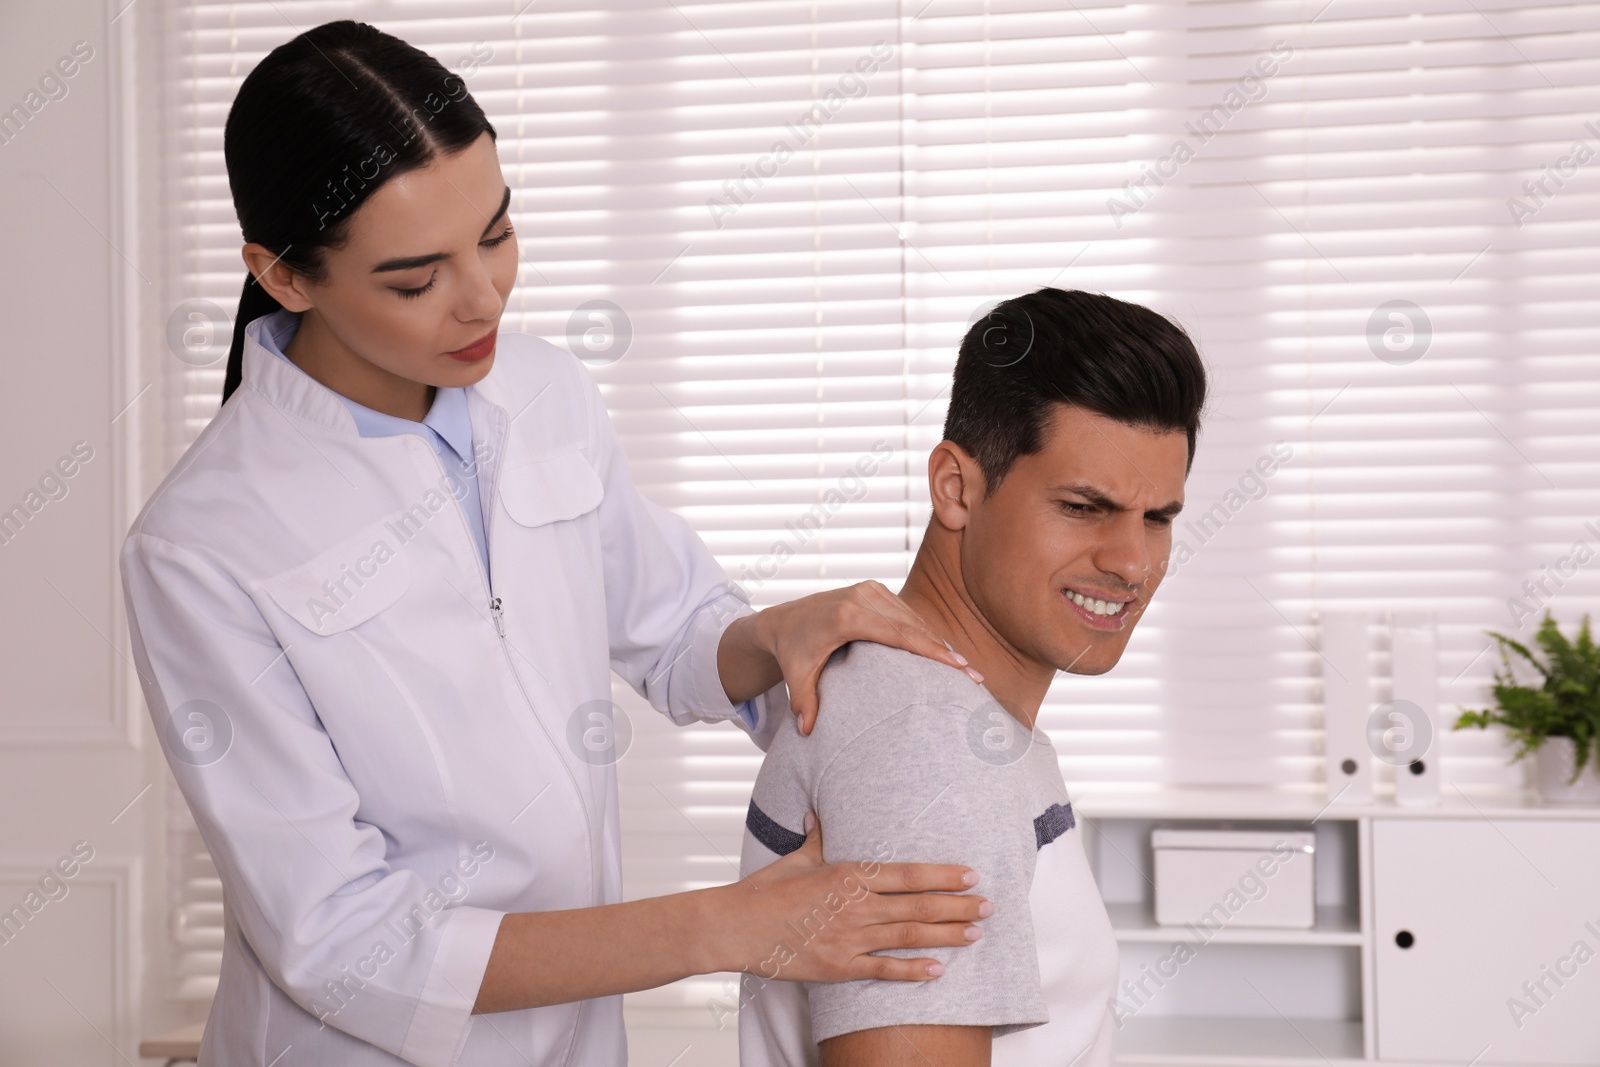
0;857;137;1060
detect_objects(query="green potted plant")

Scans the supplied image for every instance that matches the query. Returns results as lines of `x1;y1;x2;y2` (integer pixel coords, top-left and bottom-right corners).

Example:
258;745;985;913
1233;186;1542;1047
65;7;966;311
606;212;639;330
1454;612;1600;805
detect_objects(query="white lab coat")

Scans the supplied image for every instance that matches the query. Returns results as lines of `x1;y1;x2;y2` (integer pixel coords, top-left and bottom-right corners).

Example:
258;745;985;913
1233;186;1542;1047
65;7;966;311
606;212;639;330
120;315;787;1066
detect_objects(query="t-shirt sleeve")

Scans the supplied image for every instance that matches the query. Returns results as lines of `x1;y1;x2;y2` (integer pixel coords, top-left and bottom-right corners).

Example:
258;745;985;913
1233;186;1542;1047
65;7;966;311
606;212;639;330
803;701;1049;1043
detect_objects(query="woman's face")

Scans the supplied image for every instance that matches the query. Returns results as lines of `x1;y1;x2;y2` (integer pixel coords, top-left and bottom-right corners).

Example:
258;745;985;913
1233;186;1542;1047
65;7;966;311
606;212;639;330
245;131;517;394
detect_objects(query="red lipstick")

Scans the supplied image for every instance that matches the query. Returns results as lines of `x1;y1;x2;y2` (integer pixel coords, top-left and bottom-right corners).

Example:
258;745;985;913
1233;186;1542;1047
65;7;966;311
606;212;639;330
446;327;497;363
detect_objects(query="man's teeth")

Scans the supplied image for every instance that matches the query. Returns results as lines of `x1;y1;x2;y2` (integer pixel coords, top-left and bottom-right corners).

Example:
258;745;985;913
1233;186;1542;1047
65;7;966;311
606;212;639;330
1069;590;1128;616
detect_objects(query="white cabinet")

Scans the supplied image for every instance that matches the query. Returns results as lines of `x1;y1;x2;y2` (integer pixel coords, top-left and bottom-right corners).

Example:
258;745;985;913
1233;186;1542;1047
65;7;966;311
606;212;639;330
1077;790;1600;1067
1372;818;1600;1064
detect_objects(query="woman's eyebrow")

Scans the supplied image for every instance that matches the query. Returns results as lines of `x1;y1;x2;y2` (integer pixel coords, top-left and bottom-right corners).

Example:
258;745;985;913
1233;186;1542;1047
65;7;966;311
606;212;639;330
371;185;512;273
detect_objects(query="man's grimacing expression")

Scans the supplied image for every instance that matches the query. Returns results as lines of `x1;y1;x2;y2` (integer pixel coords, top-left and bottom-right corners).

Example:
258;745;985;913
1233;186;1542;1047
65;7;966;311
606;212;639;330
945;403;1189;677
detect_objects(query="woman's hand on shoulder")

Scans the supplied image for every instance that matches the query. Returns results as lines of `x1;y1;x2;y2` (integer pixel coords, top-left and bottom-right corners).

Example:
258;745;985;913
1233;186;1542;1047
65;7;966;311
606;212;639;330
752;581;983;734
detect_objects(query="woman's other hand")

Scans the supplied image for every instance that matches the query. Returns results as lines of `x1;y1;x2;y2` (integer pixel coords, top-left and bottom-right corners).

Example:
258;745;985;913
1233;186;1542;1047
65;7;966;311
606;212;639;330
706;813;991;984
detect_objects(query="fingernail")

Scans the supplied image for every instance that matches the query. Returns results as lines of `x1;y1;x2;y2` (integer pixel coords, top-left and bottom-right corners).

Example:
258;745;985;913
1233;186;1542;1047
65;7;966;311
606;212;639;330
962;870;979;886
804;812;817;833
952;650;969;665
977;900;994;918
926;962;944;977
965;667;985;684
964;925;982;941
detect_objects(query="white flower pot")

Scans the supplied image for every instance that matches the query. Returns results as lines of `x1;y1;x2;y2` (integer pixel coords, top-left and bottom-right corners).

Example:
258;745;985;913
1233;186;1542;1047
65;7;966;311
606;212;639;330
1532;737;1600;805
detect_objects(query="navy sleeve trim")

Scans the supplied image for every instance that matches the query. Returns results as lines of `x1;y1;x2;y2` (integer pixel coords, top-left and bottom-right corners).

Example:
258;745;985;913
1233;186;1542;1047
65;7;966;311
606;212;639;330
746;799;806;856
1033;801;1076;850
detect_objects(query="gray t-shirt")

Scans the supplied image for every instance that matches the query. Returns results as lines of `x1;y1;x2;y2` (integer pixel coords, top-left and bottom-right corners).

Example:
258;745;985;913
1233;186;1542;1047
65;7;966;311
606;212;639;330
737;640;1120;1066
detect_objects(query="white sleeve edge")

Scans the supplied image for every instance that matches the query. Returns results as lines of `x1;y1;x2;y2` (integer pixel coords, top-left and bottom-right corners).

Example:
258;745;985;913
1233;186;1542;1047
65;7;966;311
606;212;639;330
397;906;504;1067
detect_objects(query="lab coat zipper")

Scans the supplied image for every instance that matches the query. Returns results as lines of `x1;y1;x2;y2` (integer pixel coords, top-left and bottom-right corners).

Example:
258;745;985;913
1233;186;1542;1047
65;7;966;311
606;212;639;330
472;414;599;1067
413;423;602;911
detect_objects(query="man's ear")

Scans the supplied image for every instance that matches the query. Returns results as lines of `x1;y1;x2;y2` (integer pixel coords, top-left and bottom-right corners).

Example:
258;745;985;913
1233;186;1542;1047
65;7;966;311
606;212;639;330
927;440;983;531
241;243;315;312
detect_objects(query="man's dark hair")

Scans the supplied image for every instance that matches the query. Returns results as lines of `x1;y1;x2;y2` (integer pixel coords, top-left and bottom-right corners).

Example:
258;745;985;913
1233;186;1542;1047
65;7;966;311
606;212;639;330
944;287;1207;492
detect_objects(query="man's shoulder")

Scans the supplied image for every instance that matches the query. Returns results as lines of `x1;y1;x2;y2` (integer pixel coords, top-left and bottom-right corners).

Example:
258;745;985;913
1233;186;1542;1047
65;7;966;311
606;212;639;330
769;640;989;764
818;639;982;710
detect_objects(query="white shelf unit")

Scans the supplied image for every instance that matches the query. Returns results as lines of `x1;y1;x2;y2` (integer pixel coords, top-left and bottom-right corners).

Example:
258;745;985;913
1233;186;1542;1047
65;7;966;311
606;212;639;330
1077;789;1600;1067
1102;901;1363;947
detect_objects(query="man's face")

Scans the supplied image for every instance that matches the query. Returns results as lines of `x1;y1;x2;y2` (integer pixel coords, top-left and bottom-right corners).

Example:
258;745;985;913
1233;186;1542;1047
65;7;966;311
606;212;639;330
960;404;1188;675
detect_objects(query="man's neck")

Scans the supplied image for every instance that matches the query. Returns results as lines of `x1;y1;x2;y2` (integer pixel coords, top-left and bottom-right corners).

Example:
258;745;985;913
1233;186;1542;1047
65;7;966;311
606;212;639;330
897;538;1056;729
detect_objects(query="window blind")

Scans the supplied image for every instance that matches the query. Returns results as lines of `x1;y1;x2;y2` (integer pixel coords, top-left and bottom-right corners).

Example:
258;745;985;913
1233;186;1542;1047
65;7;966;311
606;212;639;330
152;0;1600;1022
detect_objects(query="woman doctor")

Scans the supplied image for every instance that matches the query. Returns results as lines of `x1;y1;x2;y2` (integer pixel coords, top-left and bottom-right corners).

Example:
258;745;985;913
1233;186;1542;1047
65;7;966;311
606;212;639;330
120;20;992;1067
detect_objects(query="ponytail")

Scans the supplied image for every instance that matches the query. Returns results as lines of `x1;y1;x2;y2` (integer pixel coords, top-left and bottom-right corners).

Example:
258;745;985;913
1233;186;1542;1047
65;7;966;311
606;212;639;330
222;271;286;406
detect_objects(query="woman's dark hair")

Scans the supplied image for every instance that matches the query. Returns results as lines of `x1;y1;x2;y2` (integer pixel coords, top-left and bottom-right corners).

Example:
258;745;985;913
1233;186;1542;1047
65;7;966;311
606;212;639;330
220;20;497;405
945;287;1208;492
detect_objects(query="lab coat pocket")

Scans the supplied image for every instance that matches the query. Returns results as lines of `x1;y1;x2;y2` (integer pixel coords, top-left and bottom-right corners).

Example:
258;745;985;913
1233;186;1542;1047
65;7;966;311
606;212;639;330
499;449;604;527
251;520;412;636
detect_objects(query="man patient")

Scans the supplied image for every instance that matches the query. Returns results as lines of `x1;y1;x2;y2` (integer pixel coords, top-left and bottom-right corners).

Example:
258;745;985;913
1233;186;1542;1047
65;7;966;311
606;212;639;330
737;287;1208;1067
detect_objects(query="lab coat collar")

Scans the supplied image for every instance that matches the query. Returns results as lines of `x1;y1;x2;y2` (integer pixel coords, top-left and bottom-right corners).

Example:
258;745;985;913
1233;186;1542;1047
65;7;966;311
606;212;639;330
246;309;477;460
242;309;364;437
243;307;513;476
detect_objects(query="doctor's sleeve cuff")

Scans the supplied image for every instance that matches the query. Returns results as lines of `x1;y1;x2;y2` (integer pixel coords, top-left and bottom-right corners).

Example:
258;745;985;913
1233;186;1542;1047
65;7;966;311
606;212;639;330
679;588;787;752
398;905;505;1067
738;678;789;752
735;699;758;731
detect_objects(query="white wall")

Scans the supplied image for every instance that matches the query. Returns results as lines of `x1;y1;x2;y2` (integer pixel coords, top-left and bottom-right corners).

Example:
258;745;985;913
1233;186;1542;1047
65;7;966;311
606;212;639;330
0;0;181;1061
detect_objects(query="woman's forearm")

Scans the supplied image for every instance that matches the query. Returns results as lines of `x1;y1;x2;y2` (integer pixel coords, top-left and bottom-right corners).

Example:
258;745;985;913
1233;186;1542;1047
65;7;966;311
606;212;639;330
473;885;726;1013
472;823;991;1015
717;612;783;705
